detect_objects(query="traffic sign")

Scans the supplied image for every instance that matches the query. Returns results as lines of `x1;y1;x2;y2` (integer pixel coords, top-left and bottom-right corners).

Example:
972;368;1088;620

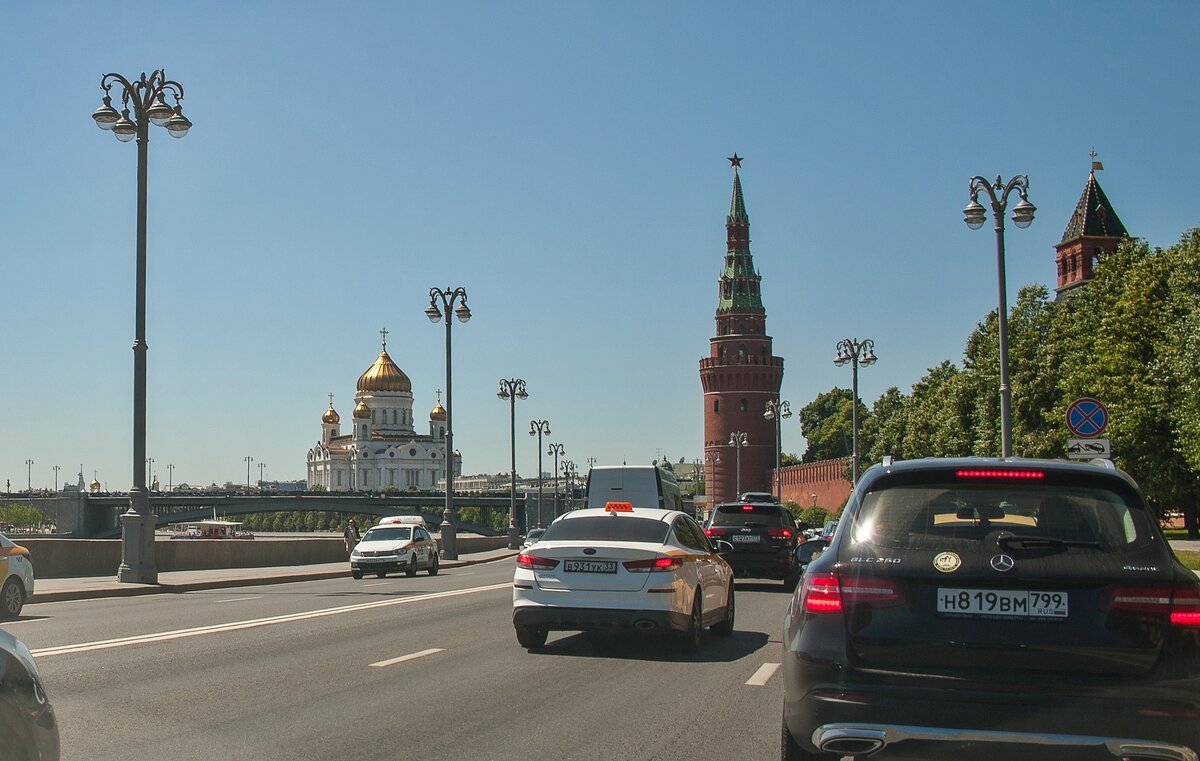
1066;397;1108;438
1067;438;1111;459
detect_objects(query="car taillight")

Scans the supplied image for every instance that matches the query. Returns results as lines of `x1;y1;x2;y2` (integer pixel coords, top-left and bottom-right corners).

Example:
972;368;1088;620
623;556;683;573
768;528;793;539
516;553;559;570
704;527;727;538
1107;584;1200;627
801;572;900;614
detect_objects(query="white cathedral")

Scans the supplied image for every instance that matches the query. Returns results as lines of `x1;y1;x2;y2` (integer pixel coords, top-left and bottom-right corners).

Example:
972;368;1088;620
306;331;460;492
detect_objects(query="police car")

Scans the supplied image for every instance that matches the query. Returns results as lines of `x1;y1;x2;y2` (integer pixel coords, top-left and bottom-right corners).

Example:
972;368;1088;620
1;533;35;619
349;516;439;579
512;502;735;652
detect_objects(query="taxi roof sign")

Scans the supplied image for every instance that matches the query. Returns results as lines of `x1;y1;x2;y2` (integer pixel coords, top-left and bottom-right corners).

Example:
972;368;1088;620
604;501;634;512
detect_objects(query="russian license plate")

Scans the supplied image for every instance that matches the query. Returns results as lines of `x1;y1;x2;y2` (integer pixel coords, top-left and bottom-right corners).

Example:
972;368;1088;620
564;560;617;574
937;588;1068;619
730;534;761;543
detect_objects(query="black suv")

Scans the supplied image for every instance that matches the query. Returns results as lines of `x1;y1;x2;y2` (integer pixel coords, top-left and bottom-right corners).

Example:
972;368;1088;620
782;457;1200;761
705;502;799;586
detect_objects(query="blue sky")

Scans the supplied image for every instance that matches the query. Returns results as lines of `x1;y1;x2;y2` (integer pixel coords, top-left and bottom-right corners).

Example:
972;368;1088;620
2;2;1197;490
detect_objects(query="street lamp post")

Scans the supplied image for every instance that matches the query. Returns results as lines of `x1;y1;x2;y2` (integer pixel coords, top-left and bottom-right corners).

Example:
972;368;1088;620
93;70;192;585
244;456;253;490
763;399;792;503
704;451;721;508
548;443;564;521
146;457;154;489
530;420;551;528
727;433;748;498
426;287;471;560
52;465;61;493
964;174;1036;459
834;338;877;486
167;464;174;493
24;460;33;494
258;462;266;488
497;378;528;548
562;460;577;512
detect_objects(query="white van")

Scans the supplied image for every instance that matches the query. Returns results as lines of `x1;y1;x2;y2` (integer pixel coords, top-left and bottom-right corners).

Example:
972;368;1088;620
584;465;683;512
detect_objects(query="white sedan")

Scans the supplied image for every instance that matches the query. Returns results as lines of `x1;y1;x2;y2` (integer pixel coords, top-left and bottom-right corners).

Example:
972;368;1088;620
512;503;735;651
1;534;35;619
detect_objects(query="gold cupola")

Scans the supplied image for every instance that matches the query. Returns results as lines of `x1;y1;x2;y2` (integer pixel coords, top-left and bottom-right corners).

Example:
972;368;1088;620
322;404;340;424
357;332;412;393
430;391;447;421
353;400;371;419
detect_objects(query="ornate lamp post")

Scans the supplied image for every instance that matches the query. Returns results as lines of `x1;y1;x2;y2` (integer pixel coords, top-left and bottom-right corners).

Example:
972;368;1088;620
834;338;877;486
167;464;174;493
426;287;471;560
497;378;528;548
244;456;253;490
93;70;192;584
562;460;577;512
547;443;564;521
964;174;1036;459
24;460;33;494
258;462;266;487
529;420;551;528
763;399;792;502
727;433;748;498
704;451;721;509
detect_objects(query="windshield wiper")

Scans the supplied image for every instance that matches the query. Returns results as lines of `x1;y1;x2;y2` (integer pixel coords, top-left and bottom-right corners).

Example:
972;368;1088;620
997;533;1100;550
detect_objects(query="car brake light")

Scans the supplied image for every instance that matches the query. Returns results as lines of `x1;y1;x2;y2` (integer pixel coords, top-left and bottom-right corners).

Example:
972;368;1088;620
741;505;755;511
516;553;559;570
623;556;682;573
704;527;727;538
768;528;793;539
1106;584;1200;627
802;573;843;613
1170;586;1200;627
801;572;900;614
955;469;1045;480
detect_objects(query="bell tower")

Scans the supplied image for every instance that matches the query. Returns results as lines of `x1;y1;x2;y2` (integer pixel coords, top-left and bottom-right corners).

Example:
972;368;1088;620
1055;152;1128;297
699;155;784;505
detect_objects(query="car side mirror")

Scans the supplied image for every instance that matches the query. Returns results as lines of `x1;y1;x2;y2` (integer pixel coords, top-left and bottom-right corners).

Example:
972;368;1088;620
712;539;734;554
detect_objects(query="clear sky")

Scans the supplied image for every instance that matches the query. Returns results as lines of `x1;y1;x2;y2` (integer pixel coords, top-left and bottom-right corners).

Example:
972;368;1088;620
2;2;1197;491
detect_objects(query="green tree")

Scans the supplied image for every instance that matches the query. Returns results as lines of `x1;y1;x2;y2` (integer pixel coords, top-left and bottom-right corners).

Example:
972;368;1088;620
799;388;862;463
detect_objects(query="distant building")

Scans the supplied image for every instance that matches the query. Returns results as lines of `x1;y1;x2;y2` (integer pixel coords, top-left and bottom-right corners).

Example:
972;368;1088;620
1055;155;1129;297
306;331;460;491
698;156;785;504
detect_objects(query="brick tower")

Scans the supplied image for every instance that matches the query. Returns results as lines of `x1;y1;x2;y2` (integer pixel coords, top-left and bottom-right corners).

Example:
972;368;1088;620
699;155;784;505
1055;154;1128;298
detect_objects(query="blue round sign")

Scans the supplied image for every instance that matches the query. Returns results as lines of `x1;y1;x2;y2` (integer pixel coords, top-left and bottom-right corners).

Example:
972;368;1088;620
1066;397;1108;438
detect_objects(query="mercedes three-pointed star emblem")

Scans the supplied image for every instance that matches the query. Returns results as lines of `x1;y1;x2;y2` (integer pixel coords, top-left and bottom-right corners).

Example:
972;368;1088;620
990;554;1015;572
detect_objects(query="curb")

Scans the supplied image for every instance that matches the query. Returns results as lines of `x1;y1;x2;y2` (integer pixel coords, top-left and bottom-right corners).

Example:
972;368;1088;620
31;552;518;604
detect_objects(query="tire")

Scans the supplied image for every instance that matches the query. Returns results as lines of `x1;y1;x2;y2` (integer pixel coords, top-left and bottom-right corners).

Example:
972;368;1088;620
376;571;387;578
351;570;363;580
782;712;824;761
515;625;548;649
680;588;703;653
0;578;23;619
711;584;735;636
406;557;417;577
427;554;439;576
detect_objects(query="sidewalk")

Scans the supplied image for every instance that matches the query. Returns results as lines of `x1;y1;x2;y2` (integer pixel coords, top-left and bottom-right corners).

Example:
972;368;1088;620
30;547;519;604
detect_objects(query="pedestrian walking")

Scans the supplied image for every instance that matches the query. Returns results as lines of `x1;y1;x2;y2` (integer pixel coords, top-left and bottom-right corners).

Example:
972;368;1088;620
343;518;361;554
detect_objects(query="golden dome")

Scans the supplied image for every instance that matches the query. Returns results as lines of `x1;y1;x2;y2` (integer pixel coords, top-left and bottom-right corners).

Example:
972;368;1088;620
322;405;340;424
430;400;447;421
89;478;101;492
353;400;371;419
357;349;412;393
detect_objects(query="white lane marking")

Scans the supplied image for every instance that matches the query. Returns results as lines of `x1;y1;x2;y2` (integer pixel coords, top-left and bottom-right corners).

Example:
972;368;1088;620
370;648;445;668
0;618;46;626
215;596;263;604
361;582;390;587
31;582;512;658
746;662;781;686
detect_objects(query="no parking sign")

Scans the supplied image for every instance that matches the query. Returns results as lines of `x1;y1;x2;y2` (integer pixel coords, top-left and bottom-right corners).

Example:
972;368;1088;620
1066;397;1109;438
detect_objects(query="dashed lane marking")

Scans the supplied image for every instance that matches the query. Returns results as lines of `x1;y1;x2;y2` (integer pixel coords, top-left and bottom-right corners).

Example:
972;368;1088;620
215;596;263;604
370;648;445;668
746;662;781;686
30;582;512;658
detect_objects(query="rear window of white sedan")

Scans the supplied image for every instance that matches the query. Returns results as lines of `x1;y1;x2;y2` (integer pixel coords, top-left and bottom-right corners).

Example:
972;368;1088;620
540;516;669;544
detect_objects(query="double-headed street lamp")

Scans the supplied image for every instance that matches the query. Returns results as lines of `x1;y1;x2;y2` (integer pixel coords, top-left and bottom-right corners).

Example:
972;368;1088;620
167;464;174;493
244;456;253;490
24;460;33;494
426;287;471;560
93;69;192;585
497;378;528;548
562;460;577;511
834;338;877;486
727;432;748;499
964;175;1036;459
548;443;565;520
529;420;551;528
763;399;792;502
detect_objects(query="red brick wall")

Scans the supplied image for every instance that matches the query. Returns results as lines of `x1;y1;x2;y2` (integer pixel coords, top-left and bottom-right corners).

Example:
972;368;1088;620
773;457;853;514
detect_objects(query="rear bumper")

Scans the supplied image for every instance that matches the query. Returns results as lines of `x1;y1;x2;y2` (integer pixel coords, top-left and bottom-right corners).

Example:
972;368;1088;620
513;605;689;633
727;553;795;580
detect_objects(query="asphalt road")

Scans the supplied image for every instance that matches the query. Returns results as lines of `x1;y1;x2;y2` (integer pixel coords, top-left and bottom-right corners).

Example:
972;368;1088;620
7;559;791;761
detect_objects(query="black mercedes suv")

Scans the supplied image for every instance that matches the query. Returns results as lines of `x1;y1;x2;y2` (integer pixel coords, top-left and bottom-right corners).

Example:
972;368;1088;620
782;457;1200;761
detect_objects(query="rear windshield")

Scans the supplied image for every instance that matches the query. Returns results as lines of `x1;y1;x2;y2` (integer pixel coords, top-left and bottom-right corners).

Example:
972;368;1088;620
540;516;669;544
362;527;411;541
711;504;789;528
846;481;1152;553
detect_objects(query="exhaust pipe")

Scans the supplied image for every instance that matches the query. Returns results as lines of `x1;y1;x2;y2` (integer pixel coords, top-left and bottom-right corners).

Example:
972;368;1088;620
814;727;887;756
633;619;657;631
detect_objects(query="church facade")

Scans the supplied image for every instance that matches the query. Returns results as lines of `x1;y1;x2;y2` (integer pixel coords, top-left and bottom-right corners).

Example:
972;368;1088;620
306;332;460;492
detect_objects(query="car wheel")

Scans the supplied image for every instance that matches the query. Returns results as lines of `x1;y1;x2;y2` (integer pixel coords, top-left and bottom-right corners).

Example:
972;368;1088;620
680;588;703;653
515;625;548;649
782;712;825;761
711;584;735;636
376;571;387;578
351;570;363;580
0;577;23;619
428;554;439;576
406;557;417;577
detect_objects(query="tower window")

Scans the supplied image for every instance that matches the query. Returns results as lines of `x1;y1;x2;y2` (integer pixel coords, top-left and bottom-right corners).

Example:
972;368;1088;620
714;400;720;413
740;399;748;412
